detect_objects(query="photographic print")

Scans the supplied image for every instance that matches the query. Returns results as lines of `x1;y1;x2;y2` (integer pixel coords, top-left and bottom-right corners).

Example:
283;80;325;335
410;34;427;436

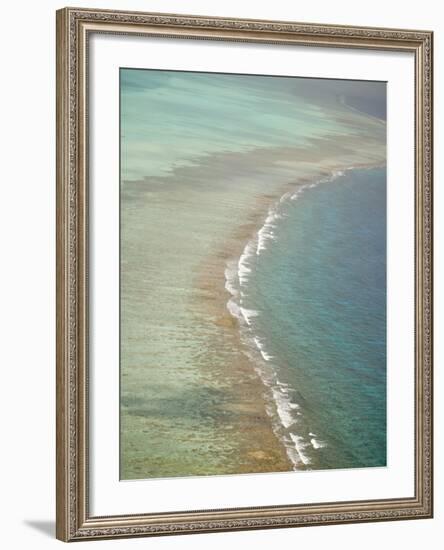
120;69;387;480
57;8;433;540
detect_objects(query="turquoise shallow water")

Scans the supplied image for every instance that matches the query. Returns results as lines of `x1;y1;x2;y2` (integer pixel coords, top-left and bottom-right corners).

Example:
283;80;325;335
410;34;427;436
235;167;387;469
120;69;386;182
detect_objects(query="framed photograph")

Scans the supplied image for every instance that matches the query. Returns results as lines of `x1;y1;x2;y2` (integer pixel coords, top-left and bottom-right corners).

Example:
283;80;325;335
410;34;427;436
56;7;433;542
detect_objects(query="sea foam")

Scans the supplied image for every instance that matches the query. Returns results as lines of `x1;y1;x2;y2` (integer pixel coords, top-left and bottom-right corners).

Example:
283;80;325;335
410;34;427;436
256;209;280;256
223;170;344;469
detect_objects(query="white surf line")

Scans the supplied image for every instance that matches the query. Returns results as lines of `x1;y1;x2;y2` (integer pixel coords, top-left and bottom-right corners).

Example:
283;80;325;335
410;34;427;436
223;169;359;468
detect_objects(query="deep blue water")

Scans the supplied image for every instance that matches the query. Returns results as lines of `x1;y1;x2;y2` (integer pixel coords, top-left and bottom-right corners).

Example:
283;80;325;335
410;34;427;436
244;167;387;470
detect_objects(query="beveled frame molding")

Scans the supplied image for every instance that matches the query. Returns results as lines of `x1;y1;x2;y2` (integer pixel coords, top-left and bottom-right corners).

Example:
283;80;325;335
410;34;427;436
56;6;433;542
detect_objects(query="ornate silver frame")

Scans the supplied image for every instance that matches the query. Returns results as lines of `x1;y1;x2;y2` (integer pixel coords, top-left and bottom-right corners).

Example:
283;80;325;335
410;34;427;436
56;7;433;542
